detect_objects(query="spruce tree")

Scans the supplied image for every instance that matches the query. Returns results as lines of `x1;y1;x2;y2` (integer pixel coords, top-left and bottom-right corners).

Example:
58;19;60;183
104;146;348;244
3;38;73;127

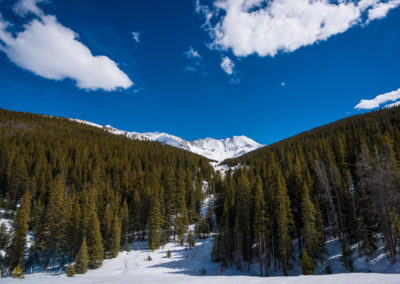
253;175;266;276
75;237;89;274
67;196;82;256
87;210;104;269
0;222;9;250
109;214;121;258
301;182;324;260
300;250;315;275
148;196;162;251
66;264;75;277
7;190;32;271
120;199;129;240
101;206;113;257
236;171;252;271
42;175;66;263
187;231;195;249
274;169;293;276
175;169;188;244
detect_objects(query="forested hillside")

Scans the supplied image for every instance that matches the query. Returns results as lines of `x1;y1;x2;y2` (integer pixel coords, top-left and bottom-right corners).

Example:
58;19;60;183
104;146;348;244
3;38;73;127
0;109;213;275
2;106;400;279
214;106;400;275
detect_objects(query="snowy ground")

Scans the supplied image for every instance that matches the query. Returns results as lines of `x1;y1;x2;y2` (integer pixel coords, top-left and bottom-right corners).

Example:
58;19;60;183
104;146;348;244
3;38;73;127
2;237;400;283
2;194;400;283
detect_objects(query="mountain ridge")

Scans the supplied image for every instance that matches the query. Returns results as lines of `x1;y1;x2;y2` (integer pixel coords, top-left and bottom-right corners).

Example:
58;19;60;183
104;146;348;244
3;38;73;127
70;118;264;161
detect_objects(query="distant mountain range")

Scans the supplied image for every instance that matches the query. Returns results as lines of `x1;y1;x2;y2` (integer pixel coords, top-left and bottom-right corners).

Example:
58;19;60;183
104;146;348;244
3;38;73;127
70;119;264;161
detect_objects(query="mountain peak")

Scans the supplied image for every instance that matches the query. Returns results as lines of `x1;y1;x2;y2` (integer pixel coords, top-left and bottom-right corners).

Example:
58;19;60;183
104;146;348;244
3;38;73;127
70;118;264;161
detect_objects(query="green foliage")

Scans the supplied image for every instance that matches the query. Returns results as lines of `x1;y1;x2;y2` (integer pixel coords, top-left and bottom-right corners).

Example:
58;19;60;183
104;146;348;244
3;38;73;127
187;231;195;249
274;169;294;276
109;214;121;258
195;216;210;239
66;265;75;277
301;182;324;260
0;222;9;250
148;196;162;251
7;190;31;271
11;264;24;278
75;237;89;274
213;106;400;274
3;105;400;275
0;108;212;269
175;169;189;245
300;250;316;275
86;209;104;269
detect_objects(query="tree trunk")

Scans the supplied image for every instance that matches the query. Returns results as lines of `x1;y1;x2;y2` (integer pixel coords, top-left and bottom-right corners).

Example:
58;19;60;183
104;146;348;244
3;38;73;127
264;239;268;276
272;234;276;272
259;234;263;276
282;248;288;276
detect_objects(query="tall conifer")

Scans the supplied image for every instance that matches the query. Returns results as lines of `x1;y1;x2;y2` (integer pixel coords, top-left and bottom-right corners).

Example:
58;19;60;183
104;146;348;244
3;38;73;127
7;190;32;271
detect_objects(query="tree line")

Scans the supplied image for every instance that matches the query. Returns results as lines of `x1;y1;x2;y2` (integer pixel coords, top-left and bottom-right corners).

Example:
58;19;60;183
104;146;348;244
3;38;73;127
0;109;213;276
214;106;400;275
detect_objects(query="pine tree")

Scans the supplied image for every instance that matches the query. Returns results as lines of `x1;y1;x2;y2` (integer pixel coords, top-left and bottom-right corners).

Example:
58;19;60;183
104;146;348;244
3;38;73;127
148;195;162;251
301;182;324;260
67;196;82;257
8;157;29;208
0;222;9;250
31;198;44;245
300;250;315;275
75;237;89;274
206;208;214;233
187;231;195;249
109;214;121;258
66;264;75;277
175;169;188;244
101;205;113;257
274;169;293;276
120;199;129;241
253;175;266;276
7;190;32;271
236;171;252;271
86;210;104;269
357;186;377;258
42;174;66;265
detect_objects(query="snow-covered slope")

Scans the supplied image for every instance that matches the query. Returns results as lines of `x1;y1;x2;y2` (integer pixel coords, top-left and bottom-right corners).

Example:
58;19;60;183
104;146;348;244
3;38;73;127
4;237;400;284
70;119;263;161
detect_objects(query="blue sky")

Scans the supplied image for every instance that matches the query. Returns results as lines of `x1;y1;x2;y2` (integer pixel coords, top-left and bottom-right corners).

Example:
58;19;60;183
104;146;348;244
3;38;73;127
0;0;400;145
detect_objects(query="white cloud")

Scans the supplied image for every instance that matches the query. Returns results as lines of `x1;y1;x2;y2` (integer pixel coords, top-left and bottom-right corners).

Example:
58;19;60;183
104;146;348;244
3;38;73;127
183;46;203;73
13;0;44;17
197;0;400;57
385;100;400;108
368;0;400;21
132;31;140;43
354;88;400;109
184;46;202;59
220;56;235;75
281;82;285;87
0;10;132;91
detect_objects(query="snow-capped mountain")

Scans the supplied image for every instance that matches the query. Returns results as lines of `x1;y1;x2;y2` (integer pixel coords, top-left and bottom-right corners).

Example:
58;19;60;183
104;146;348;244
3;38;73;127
70;119;264;161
